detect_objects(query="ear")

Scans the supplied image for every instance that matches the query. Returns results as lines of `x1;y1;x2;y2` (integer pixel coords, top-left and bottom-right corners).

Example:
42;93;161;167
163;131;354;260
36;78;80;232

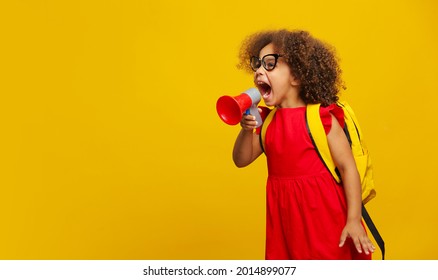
290;74;300;86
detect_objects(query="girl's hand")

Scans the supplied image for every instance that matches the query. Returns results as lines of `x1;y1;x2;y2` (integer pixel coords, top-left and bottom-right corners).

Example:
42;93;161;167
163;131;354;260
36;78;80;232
240;108;262;131
240;114;257;131
339;221;376;255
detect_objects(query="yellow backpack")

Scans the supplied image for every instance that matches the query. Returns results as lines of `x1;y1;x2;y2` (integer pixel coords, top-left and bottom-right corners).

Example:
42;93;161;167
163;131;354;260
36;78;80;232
260;101;385;259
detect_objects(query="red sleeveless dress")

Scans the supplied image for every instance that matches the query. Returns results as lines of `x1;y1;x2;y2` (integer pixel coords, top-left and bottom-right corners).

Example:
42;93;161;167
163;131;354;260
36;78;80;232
262;104;371;260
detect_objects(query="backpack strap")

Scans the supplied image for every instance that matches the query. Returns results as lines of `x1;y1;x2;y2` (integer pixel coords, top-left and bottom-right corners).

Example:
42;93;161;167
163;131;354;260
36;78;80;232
337;101;364;158
305;104;341;183
362;204;386;259
260;107;277;154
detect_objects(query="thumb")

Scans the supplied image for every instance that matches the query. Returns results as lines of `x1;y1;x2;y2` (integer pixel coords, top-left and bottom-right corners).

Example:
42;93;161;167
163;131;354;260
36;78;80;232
339;230;349;247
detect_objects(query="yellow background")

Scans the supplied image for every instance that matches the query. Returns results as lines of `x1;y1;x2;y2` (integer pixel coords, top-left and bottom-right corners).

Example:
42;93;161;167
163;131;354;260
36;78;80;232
0;0;437;260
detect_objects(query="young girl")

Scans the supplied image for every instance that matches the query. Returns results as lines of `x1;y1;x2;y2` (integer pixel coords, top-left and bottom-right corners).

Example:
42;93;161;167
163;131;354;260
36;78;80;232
233;29;375;260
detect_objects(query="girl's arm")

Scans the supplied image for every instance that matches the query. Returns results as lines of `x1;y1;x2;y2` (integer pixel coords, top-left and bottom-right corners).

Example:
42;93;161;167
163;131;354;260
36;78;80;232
327;114;375;255
233;113;263;167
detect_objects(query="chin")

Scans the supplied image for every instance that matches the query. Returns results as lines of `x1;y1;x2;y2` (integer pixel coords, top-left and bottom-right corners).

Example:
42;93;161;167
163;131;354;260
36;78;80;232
263;98;275;107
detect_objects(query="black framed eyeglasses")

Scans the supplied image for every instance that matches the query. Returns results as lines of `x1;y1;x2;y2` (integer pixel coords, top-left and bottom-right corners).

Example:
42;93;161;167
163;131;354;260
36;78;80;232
250;54;282;72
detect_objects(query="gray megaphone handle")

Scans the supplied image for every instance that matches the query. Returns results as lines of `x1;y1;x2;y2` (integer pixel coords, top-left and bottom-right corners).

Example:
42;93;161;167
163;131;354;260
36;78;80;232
244;88;262;128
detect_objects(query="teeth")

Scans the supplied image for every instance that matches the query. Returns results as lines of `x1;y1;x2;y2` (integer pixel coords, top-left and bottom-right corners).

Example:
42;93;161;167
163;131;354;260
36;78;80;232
255;80;271;100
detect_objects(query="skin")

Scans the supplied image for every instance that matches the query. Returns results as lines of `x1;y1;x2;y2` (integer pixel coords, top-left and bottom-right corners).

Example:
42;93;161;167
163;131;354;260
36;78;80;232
232;43;375;256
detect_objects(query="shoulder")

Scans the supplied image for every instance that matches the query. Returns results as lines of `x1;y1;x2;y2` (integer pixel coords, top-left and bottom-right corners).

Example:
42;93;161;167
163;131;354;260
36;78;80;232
259;106;272;121
319;103;345;134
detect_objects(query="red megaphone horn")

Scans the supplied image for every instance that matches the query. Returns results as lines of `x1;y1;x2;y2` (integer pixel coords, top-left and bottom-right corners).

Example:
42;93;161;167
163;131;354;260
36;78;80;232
216;88;262;127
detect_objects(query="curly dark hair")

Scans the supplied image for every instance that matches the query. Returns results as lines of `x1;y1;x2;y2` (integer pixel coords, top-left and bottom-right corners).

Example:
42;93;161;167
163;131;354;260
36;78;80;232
238;29;345;106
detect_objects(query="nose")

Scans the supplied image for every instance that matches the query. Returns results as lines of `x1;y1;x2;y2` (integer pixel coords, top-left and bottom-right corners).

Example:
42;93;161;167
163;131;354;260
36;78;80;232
253;66;265;84
254;64;266;77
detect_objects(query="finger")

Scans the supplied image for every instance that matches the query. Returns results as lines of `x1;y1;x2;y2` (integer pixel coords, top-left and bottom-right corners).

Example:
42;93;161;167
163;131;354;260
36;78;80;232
240;120;258;131
352;237;363;254
242;115;257;125
338;231;348;247
360;238;369;255
243;114;256;121
361;237;375;254
241;120;257;127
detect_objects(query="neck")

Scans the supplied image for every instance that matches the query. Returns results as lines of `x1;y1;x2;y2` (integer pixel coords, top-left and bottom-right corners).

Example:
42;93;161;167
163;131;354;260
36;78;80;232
277;95;306;108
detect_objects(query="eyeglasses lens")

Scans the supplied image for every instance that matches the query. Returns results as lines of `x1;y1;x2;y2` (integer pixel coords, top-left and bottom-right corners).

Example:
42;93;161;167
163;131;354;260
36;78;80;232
263;55;277;71
250;54;279;71
250;56;261;71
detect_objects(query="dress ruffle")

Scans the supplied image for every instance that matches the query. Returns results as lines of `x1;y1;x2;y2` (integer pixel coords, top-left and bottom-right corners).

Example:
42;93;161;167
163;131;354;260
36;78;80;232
320;103;345;134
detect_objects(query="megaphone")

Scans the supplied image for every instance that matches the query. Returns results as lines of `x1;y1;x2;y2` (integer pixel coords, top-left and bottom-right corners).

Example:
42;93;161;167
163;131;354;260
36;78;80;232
216;88;262;127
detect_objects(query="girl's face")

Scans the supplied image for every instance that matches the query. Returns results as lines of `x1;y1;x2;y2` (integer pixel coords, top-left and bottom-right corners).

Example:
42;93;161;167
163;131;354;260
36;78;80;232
253;43;301;108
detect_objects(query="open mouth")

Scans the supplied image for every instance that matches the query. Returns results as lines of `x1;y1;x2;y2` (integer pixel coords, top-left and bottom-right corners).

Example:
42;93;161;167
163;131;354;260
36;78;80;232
257;81;272;99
